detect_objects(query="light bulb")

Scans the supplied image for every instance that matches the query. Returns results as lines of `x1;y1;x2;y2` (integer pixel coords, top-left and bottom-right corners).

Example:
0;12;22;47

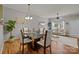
30;17;32;20
25;17;27;19
25;16;32;20
27;17;30;19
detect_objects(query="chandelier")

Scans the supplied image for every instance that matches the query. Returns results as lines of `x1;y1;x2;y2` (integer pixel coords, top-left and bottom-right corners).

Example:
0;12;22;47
56;12;59;19
56;12;63;20
25;4;32;20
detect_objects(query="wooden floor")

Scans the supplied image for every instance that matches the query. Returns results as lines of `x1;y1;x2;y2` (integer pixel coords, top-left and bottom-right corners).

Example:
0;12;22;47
2;39;79;54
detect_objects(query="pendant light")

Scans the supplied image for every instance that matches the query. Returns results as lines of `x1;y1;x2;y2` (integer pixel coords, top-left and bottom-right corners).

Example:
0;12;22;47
25;4;32;20
56;12;59;19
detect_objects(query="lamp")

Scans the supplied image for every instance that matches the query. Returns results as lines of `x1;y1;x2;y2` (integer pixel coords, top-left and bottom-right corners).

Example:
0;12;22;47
25;4;32;20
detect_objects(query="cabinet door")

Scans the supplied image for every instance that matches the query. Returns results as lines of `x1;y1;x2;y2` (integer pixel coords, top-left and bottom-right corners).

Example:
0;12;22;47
51;35;78;48
59;36;78;48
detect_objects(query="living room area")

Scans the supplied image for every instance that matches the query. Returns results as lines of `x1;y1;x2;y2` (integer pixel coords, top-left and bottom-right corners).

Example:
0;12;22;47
0;4;79;54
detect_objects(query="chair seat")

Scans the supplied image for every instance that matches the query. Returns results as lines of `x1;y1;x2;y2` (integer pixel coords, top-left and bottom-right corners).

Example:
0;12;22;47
37;40;50;47
24;38;32;43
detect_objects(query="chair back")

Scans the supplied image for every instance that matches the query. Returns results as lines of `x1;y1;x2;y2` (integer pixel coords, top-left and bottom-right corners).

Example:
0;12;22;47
22;27;29;37
20;30;24;43
23;27;29;34
39;28;45;34
44;30;51;47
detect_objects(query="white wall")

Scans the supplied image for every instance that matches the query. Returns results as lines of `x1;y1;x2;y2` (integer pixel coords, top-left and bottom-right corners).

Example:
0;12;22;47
69;20;79;36
63;14;79;36
3;7;48;40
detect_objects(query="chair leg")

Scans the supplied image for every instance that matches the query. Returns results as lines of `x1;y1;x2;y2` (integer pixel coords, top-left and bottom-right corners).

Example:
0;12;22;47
27;43;32;54
50;45;51;54
44;48;46;54
22;44;24;54
20;43;22;53
36;49;39;53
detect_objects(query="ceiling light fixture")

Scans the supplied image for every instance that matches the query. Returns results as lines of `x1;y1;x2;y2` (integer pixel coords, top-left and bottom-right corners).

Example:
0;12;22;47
56;12;63;20
25;4;32;20
56;12;59;19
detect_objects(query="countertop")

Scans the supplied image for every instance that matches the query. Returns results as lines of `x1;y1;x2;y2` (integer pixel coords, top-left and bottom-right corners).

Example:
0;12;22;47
52;33;79;40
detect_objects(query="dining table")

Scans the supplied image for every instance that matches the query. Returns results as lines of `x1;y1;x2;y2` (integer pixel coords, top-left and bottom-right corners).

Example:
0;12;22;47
31;33;43;50
23;31;43;51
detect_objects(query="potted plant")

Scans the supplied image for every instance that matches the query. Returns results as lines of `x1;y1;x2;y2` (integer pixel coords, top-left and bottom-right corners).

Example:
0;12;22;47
6;20;16;41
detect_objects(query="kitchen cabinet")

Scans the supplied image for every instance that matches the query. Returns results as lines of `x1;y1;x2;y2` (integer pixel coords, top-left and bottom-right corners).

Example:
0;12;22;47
51;35;78;48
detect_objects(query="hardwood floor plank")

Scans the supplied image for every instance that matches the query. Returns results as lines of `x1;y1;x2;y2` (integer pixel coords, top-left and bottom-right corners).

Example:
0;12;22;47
2;39;79;54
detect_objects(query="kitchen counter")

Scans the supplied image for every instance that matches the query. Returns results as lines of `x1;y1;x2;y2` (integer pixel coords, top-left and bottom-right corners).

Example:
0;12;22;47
52;33;79;40
52;34;79;48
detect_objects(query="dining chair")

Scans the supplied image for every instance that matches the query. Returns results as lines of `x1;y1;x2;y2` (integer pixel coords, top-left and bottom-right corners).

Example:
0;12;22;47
23;27;29;36
37;30;51;54
39;28;45;41
39;28;45;34
20;30;32;54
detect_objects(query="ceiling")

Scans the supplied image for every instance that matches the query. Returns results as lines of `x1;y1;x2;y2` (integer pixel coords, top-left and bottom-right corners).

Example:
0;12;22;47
3;4;79;18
